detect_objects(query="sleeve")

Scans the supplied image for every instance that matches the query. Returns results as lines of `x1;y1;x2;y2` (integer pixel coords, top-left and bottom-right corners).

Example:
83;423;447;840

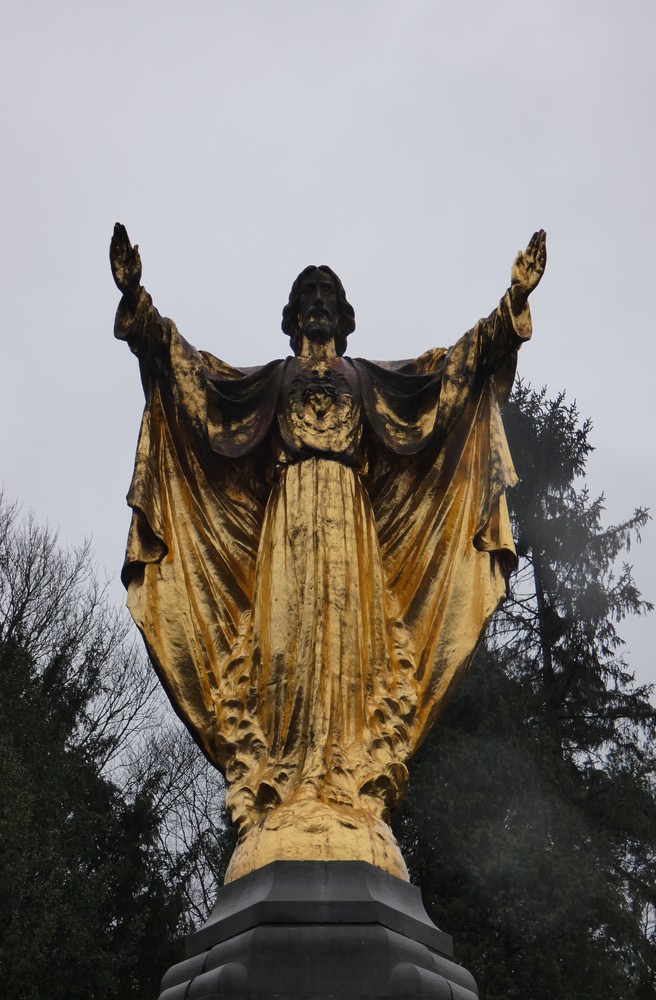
440;289;531;404
114;286;170;359
389;289;531;399
114;287;244;382
114;291;267;772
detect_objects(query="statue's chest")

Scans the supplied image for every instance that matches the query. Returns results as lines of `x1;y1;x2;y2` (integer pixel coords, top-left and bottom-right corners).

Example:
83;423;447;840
279;359;363;453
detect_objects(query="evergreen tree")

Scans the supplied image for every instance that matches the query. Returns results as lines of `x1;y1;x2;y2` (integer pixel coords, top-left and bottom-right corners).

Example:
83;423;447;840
394;385;655;999
0;638;186;999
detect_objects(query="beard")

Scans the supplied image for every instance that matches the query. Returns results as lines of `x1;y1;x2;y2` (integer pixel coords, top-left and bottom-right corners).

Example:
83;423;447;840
301;314;337;340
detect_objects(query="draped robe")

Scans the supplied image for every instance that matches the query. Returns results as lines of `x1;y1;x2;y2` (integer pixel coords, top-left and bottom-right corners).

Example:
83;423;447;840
115;289;531;879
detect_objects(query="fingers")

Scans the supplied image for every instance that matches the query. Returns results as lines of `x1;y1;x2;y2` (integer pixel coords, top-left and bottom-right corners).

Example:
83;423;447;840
530;230;547;273
110;225;125;274
523;229;547;265
112;222;132;249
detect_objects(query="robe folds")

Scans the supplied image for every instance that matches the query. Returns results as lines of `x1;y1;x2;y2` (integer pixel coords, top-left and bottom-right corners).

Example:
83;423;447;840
115;290;530;838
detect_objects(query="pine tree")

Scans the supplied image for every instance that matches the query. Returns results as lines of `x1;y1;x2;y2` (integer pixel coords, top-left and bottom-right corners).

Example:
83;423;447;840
0;637;188;999
394;385;656;999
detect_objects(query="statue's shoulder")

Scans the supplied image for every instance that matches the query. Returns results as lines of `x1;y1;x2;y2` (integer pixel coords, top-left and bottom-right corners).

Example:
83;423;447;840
351;351;447;380
200;353;287;382
352;357;412;372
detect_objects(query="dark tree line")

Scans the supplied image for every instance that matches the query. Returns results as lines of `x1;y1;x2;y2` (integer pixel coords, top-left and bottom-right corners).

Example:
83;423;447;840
1;382;654;998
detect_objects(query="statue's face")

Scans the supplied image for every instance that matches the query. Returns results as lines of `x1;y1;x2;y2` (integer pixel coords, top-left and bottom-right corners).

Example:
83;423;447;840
297;269;339;339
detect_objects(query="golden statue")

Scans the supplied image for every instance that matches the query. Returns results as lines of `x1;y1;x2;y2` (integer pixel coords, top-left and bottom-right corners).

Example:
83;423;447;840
111;226;546;883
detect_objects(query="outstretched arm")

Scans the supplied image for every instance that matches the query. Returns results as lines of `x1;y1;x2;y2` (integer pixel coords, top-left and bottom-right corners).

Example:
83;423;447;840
405;230;547;382
109;223;241;384
110;222;171;359
468;229;547;401
418;229;547;427
478;229;547;373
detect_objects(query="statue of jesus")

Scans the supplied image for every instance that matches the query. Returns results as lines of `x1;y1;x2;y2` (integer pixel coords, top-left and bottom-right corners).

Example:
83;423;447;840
111;225;546;882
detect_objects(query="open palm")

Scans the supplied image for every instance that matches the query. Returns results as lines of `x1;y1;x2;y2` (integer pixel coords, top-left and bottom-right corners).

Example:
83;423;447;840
110;222;142;296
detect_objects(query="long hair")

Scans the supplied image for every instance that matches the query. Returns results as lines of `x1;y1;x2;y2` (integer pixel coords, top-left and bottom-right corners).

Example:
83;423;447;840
281;265;356;356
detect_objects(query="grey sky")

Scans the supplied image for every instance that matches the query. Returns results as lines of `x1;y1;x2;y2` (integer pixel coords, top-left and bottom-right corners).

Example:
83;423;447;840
2;1;654;684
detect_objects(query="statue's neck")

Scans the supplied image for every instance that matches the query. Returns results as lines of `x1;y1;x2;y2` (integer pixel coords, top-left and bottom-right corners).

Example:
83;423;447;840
297;333;338;361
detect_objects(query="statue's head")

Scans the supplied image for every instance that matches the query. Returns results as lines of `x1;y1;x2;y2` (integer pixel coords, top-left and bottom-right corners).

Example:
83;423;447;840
282;266;356;356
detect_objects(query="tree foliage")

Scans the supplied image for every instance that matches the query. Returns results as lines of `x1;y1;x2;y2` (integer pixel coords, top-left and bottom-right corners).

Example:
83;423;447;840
394;385;656;999
0;496;228;998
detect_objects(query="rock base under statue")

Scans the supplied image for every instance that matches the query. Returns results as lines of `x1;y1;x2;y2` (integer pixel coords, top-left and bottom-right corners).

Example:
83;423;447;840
158;861;478;999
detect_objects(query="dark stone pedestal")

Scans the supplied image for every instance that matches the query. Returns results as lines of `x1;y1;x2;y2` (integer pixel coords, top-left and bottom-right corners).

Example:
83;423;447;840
158;861;478;999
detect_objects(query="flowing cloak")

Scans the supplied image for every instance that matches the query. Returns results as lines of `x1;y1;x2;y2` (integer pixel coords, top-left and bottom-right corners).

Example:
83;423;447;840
115;289;531;828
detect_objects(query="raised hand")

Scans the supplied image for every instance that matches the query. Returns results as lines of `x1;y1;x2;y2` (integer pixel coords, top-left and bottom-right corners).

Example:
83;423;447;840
510;229;547;310
110;222;142;299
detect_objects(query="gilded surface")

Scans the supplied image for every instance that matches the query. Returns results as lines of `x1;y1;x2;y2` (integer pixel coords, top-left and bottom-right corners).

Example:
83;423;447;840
110;228;546;881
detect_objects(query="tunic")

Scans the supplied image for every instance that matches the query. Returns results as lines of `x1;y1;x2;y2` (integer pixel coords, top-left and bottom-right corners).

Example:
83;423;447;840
244;357;418;821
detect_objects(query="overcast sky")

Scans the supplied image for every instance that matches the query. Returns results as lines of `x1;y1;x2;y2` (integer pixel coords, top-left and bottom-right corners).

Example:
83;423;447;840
2;1;654;686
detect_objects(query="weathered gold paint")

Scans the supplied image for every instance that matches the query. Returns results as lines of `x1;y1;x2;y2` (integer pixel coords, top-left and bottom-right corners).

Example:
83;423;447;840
112;228;546;882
